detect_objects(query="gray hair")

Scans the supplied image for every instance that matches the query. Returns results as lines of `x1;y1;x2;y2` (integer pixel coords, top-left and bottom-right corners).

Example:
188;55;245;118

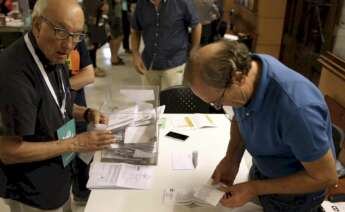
185;39;252;88
31;0;48;18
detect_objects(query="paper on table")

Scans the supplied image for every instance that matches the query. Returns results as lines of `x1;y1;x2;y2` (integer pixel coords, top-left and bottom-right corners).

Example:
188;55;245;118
171;114;216;129
171;151;198;170
120;89;155;102
87;162;155;189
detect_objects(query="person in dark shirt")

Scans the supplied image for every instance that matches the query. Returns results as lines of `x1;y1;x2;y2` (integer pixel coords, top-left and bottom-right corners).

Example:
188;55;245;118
0;0;9;15
67;40;95;205
184;39;337;211
0;0;115;211
131;0;202;90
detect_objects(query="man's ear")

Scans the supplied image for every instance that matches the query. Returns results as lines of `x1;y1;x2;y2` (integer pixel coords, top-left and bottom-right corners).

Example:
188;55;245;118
32;17;41;36
232;71;245;85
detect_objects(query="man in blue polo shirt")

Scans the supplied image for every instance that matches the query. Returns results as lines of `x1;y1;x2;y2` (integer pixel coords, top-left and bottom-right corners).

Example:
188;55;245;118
184;39;337;211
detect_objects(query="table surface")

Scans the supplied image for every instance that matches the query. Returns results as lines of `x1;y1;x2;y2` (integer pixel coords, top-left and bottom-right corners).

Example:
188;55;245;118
85;114;262;212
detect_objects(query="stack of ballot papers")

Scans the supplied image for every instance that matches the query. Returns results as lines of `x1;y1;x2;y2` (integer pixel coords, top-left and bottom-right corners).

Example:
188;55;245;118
162;183;225;207
171;114;216;129
101;103;164;165
87;162;155;189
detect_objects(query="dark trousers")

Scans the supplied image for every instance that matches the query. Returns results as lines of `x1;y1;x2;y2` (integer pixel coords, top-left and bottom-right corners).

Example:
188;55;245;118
249;165;325;212
122;10;131;50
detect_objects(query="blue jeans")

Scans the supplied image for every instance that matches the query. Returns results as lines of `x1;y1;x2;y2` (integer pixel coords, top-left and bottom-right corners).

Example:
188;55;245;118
249;166;325;212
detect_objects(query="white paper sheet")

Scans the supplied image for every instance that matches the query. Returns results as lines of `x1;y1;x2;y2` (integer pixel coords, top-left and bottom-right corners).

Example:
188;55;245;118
194;185;225;206
124;125;155;144
87;163;155;189
171;151;196;170
120;89;155;102
171;114;216;129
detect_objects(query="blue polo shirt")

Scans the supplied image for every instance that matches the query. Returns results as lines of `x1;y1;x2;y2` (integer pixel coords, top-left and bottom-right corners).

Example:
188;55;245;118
234;54;335;178
131;0;199;70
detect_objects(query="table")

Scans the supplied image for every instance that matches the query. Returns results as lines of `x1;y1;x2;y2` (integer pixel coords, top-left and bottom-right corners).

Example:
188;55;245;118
85;114;262;212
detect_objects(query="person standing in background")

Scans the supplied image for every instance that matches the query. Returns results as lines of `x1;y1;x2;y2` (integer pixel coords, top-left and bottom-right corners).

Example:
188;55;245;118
121;0;132;54
82;0;107;77
66;40;95;205
108;0;124;65
131;0;202;90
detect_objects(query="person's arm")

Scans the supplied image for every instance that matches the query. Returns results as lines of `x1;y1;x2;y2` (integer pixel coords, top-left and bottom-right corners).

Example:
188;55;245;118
131;29;146;74
220;149;337;208
69;64;95;91
190;23;202;53
212;118;245;185
252;149;337;195
0;130;115;165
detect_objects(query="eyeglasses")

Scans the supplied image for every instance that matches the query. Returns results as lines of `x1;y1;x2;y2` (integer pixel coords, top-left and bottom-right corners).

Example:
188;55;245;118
209;77;231;110
209;87;227;110
40;16;86;43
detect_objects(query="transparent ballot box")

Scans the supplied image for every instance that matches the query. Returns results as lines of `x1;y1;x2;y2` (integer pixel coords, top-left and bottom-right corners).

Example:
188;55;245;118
99;86;160;165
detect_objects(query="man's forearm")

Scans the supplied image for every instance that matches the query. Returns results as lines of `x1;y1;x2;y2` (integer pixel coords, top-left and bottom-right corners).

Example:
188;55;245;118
69;65;95;90
191;23;202;50
226;119;245;164
250;170;336;195
0;136;75;165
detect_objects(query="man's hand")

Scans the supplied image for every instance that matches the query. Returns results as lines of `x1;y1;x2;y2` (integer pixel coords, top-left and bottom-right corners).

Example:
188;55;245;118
132;53;147;75
212;156;239;186
220;182;257;208
87;109;109;125
71;130;116;152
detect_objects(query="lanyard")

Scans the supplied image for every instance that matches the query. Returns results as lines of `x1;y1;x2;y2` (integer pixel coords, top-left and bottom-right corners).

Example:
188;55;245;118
24;33;66;119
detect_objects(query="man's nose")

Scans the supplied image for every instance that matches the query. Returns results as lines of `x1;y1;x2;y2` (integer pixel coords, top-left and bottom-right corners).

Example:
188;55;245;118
62;36;76;50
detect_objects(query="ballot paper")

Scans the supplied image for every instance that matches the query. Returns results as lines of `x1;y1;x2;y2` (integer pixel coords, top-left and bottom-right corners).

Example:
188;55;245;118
120;89;155;102
171;151;198;170
87;162;155;189
171;114;216;129
124;125;155;144
162;183;224;207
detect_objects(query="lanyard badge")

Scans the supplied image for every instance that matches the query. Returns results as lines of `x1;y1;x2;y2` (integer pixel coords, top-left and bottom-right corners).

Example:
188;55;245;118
24;33;67;119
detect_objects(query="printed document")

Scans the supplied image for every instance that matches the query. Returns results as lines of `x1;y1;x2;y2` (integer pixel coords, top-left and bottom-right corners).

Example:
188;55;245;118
87;162;155;189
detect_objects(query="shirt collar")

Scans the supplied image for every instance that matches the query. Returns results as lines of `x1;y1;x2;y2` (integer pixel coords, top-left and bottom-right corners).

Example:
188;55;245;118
28;32;58;71
242;54;270;113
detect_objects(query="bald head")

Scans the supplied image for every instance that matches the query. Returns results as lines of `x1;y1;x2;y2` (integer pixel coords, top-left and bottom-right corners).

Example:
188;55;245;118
32;0;84;64
185;40;252;89
32;0;83;20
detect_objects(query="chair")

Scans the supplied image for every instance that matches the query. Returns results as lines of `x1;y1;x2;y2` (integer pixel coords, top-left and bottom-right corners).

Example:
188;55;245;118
333;124;345;156
159;86;211;113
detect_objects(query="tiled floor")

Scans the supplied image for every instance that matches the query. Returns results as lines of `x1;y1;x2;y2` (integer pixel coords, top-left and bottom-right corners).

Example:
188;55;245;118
0;44;141;212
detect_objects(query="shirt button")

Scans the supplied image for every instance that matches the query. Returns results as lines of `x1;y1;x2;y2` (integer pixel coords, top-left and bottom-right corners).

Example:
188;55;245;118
157;13;160;16
154;43;158;47
155;33;159;37
245;112;250;117
156;23;159;27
